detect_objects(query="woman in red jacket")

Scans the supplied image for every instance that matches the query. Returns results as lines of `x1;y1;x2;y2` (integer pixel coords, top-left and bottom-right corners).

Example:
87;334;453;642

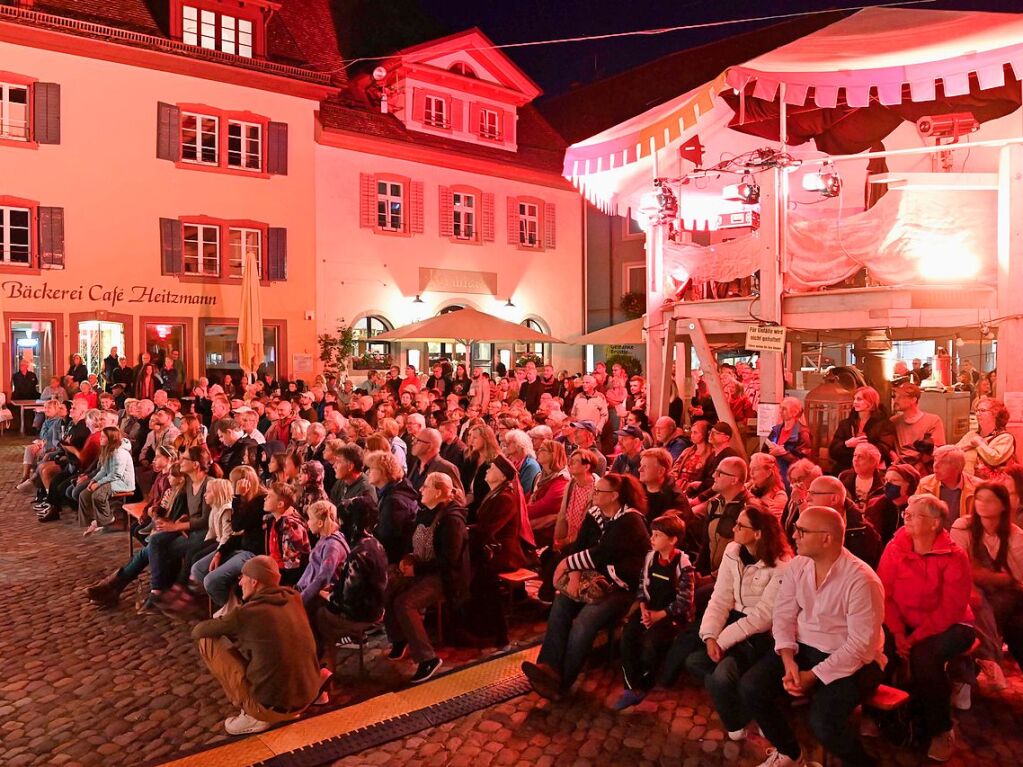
877;493;975;762
527;440;569;547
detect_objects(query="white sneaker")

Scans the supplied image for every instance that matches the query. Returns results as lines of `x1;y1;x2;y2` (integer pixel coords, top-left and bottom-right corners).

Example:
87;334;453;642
224;710;272;735
951;682;971;711
978;659;1008;690
728;728;747;741
756;748;805;767
16;479;35;494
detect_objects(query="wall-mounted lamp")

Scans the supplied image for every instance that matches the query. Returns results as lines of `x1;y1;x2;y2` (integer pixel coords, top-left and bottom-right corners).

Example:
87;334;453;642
413;294;424;304
505;298;515;307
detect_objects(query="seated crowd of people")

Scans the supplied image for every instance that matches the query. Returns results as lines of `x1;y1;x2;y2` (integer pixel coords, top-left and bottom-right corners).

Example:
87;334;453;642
15;354;1023;766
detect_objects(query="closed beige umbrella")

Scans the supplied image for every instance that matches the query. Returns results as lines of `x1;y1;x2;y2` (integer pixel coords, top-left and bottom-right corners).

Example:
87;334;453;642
569;317;645;345
373;306;564;344
236;250;263;383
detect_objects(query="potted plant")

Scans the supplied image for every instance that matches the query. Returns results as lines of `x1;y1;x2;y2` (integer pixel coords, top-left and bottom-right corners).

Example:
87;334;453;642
317;321;356;379
619;291;646;319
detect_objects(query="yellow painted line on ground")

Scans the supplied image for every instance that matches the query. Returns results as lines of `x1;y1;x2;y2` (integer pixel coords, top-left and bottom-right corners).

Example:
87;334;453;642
159;645;540;767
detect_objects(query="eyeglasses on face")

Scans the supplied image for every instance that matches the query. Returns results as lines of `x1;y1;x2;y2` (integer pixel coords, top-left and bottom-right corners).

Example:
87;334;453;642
712;470;738;479
592;487;615;495
733;521;755;531
793;525;828;536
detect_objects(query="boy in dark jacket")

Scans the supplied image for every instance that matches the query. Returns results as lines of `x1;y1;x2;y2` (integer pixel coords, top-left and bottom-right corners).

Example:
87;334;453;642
614;514;695;709
263;482;311;587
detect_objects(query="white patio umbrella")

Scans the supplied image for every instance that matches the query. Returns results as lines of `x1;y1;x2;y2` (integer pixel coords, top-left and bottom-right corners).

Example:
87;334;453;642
372;306;564;345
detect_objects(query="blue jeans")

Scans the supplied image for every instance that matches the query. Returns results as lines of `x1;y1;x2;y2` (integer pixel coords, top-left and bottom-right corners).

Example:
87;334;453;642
194;550;255;606
537;590;633;691
685;626;774;731
119;546;150;582
149;530;206;592
739;642;883;767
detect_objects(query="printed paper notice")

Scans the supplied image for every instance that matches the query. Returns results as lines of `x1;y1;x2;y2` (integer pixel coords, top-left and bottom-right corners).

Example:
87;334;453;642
745;324;786;353
757;403;781;437
1004;391;1023;423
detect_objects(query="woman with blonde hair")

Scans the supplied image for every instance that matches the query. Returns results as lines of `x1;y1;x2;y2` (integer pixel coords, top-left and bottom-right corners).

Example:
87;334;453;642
296;500;350;606
745;453;788;519
462;423;502;514
171;478;236;612
956;398;1017;479
365;450;419;563
829;385;898;474
764;396;813;489
527;440;569;545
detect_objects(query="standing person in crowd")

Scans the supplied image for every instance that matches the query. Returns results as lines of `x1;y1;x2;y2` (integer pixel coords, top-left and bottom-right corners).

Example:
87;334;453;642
684;507;792;741
764;397;813;489
950;482;1023;673
877;494;974;761
365;450;419;564
192;556;324;735
745;453;788;520
263;481;311;587
408;428;464;495
67;353;88;384
917;446;976;529
12;358;40;401
526;440;569;546
891;383;945;473
829;386;898;474
523;473;650;700
570;375;608;434
385;473;470;683
839;442;885;509
111;357;134;394
135;363;160;402
956;399;1016;479
613;513;695;710
741;506;885;767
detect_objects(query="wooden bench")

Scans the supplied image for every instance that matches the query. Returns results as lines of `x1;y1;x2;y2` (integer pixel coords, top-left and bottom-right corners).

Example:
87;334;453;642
863;684;910;713
498;568;541;609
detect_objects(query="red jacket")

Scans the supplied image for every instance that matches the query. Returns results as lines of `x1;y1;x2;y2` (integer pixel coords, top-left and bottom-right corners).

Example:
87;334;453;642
877;527;973;645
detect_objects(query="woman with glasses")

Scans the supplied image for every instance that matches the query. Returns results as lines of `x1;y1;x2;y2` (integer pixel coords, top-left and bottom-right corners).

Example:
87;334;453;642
955;399;1016;479
527;440;570;548
779;459;822;544
828;386;898;474
522;473;650;700
685;507;792;741
877;494;974;762
745;453;788;520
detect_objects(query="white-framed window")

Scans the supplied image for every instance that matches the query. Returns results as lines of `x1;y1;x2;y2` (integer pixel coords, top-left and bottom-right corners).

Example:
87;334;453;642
183;223;220;275
518;201;539;247
376;180;404;232
182;5;253;57
424;95;447;128
0;206;31;265
625;262;647;295
227;227;261;278
181;112;218;164
448;62;477;78
0;83;29;141
452;192;475;240
479;108;500;140
227;120;261;170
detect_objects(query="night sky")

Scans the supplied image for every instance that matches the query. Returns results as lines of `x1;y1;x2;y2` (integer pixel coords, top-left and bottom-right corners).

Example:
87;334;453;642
414;0;1023;99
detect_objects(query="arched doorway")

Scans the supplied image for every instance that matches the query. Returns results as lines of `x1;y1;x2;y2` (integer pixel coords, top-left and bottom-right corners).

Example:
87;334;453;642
351;315;393;372
514;317;550;367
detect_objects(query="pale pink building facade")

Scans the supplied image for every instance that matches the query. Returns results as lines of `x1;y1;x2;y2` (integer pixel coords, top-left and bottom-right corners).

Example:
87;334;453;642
0;3;583;391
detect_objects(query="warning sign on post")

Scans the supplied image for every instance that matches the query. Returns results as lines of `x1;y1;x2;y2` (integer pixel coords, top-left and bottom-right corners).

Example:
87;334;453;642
745;324;787;353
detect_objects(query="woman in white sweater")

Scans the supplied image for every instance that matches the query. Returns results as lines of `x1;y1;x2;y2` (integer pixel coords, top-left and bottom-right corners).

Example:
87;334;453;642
685;506;792;741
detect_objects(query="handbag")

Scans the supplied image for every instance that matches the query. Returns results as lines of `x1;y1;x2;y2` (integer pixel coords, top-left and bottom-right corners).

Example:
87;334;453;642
555;569;612;604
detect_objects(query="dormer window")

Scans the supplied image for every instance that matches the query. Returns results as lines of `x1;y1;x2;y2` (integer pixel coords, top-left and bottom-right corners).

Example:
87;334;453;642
448;62;478;79
424;95;448;129
181;4;255;58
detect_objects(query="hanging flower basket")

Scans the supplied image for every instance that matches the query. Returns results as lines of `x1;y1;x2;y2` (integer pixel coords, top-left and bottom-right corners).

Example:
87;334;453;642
620;291;646;319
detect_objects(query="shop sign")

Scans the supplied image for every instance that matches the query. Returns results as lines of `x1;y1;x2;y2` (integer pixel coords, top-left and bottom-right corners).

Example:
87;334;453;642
1;280;217;309
419;268;497;296
745;324;786;353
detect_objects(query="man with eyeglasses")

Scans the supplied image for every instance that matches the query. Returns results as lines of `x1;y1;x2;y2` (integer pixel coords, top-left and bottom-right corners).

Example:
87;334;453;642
780;459;822;543
693;456;748;579
741;506;885;767
806;476;882;568
407;428;464;496
917;446;976;529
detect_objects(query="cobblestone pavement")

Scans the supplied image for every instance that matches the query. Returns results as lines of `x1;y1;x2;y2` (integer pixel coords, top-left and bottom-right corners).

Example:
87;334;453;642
330;657;1023;767
0;440;545;767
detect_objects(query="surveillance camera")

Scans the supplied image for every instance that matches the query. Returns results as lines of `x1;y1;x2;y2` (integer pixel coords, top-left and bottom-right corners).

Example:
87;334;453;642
372;66;387;83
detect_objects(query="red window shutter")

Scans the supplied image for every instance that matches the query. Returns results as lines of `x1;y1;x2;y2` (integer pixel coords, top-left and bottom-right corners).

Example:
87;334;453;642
160;218;182;275
450;98;464;131
543;202;556;249
267;121;288;175
33;83;60;145
495;110;505;140
481;192;495;242
469;102;481;135
359;173;377;229
38;207;65;269
410;181;425;234
156;102;181;161
412;90;426;123
438;186;453;237
267;228;287;281
506;197;519;245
